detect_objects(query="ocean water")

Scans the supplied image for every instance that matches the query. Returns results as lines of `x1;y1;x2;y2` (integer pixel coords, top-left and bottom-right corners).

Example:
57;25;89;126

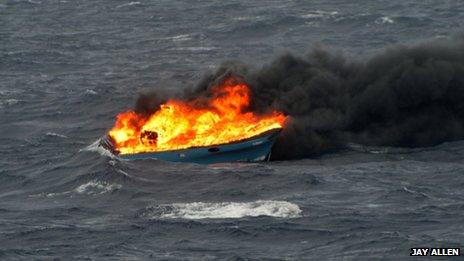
1;0;464;259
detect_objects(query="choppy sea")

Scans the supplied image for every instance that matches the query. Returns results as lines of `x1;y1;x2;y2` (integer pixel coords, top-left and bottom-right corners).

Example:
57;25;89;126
1;0;463;259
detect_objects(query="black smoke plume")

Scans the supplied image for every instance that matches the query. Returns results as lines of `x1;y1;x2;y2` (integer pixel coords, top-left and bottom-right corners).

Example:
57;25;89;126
138;38;464;160
134;90;168;117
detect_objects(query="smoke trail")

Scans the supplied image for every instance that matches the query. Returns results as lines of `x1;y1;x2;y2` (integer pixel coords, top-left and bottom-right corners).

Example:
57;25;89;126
186;38;464;160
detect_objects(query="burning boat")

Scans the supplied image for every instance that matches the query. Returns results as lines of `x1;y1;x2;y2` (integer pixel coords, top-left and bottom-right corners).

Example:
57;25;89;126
101;77;286;163
100;128;281;164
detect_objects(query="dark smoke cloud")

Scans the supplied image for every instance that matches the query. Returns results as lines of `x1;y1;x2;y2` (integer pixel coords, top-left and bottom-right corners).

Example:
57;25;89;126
134;90;168;117
184;38;464;160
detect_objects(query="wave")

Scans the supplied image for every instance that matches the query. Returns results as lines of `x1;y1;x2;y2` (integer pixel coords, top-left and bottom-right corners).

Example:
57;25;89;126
144;200;302;220
30;179;122;198
232;16;264;21
84;89;98;95
300;10;338;19
155;34;194;42
375;16;394;24
115;1;140;9
0;98;20;108
81;139;115;158
74;180;121;195
173;46;217;52
46;132;67;138
171;34;192;42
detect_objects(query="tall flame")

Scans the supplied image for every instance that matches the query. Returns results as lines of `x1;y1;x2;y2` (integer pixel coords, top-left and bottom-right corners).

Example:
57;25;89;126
108;78;287;154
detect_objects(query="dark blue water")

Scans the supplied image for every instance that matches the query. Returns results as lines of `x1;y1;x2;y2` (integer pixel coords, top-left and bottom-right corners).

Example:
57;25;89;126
1;0;464;259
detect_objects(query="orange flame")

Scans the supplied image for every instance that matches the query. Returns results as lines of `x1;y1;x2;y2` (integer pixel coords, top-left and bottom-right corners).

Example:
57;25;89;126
108;78;287;154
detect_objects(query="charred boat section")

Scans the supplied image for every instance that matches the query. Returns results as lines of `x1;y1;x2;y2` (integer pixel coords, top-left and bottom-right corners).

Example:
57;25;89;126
99;128;282;164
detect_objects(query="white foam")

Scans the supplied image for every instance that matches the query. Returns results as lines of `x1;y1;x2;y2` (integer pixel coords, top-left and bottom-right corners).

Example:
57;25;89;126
45;191;71;197
150;200;302;219
46;132;67;138
29;181;121;198
157;34;193;42
84;89;98;95
174;46;217;52
171;34;192;42
233;16;263;21
29;191;71;198
81;139;115;158
74;180;121;195
116;1;140;8
0;99;20;107
301;11;338;19
376;16;394;24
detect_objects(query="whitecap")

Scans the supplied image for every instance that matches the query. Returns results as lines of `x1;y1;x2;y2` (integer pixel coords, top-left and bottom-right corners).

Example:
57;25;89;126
402;186;430;198
233;16;263;21
116;1;140;9
0;99;20;107
74;180;121;195
45;191;71;197
157;34;193;42
29;191;71;198
30;181;121;198
81;139;115;158
116;168;131;178
146;200;302;219
46;132;67;138
84;89;98;95
174;46;217;52
301;11;338;19
0;89;22;95
376;16;394;24
171;34;192;42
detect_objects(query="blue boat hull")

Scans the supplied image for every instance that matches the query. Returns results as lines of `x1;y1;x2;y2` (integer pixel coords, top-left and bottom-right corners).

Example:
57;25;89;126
100;128;281;164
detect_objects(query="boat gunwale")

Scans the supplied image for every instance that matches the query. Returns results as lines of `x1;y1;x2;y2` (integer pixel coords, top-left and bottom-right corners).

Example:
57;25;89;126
103;128;282;156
